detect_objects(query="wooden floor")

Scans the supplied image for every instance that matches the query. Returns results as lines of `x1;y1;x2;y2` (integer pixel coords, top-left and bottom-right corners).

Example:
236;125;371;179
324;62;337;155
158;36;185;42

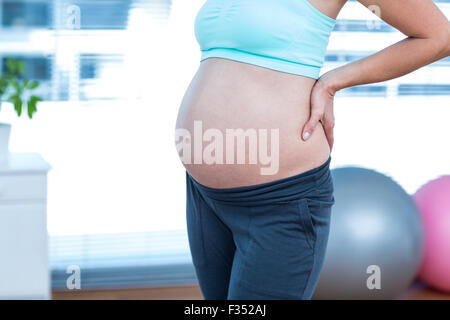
399;281;450;300
52;284;204;300
52;281;450;300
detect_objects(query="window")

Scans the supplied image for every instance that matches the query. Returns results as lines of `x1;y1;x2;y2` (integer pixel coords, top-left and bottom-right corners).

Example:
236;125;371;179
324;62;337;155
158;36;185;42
71;0;132;30
2;0;51;28
1;56;51;80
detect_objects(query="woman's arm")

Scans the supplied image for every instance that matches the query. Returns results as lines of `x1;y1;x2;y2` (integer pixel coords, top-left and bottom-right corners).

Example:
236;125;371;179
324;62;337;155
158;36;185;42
302;0;450;150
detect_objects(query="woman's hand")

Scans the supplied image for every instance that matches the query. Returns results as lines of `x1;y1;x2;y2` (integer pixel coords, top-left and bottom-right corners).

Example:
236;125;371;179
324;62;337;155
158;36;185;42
301;73;337;152
301;0;449;152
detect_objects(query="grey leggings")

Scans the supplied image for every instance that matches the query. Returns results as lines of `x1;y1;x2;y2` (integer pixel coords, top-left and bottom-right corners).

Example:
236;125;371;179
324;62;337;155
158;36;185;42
185;156;335;300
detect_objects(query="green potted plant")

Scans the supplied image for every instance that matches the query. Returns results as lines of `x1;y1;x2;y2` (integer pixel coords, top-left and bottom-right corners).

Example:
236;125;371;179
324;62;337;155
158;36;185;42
0;58;43;164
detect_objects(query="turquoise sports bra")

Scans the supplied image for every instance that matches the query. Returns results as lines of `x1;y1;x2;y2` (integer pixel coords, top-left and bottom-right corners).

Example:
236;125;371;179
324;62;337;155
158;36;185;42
194;0;336;79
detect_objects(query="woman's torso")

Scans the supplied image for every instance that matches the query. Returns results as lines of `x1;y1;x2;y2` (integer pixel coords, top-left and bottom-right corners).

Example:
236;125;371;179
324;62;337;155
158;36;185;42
175;0;345;189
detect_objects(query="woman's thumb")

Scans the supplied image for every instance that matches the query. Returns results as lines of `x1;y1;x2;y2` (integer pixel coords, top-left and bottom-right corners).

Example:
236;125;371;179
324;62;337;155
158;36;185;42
301;113;321;141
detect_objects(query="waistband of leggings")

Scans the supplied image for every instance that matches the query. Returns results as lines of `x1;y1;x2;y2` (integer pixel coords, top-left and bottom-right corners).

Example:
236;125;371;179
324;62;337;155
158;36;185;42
187;156;332;206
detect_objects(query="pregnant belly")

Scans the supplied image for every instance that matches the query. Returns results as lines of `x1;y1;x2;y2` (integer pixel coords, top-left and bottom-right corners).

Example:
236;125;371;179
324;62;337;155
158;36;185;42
175;58;331;189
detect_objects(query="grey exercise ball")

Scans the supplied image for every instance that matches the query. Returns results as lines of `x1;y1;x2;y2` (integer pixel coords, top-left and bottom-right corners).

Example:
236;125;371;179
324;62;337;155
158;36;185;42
312;166;424;300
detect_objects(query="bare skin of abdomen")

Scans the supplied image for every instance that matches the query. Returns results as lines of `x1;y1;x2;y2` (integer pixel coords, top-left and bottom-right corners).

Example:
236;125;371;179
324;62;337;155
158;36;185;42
175;57;331;189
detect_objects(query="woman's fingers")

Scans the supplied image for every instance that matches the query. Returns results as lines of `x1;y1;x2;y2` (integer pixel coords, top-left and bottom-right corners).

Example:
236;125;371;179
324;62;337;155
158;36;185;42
302;107;323;141
302;76;336;150
302;111;335;151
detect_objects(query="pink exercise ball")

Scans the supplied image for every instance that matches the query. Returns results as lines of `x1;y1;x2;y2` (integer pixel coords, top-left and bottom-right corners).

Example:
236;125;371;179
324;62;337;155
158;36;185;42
413;175;450;292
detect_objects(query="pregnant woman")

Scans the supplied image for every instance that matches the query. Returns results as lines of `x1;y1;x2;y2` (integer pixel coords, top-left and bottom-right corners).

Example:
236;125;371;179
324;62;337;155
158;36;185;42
175;0;449;300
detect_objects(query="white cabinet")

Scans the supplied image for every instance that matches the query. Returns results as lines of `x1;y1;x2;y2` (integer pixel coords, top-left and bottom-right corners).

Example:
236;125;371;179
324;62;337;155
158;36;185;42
0;153;51;299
